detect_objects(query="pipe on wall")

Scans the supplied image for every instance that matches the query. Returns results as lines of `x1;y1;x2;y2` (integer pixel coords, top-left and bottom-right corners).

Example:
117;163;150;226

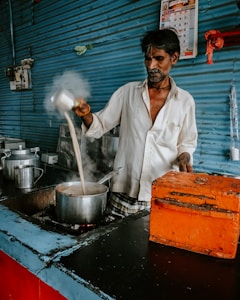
8;0;15;66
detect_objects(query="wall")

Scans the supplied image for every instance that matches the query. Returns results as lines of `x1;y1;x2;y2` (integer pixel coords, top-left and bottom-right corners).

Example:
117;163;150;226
0;0;240;175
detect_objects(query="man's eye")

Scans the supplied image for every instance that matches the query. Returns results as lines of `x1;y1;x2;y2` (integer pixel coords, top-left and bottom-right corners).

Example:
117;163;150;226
145;56;151;61
156;56;164;61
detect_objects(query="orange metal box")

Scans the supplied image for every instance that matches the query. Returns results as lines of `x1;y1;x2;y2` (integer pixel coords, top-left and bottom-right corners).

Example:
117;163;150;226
149;171;240;259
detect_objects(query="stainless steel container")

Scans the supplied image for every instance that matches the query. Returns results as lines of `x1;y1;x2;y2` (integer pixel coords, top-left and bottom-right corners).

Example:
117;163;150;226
55;181;108;224
51;89;75;113
14;165;43;189
1;145;41;180
101;131;119;169
101;134;119;158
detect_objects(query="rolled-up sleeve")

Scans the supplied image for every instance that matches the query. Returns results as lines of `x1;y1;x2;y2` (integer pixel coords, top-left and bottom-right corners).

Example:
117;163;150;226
177;98;198;165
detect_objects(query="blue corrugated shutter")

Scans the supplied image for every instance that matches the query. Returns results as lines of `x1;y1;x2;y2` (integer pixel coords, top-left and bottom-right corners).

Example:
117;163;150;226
0;0;240;175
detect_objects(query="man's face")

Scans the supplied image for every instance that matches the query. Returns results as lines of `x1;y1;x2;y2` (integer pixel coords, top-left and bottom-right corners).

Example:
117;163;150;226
144;46;178;84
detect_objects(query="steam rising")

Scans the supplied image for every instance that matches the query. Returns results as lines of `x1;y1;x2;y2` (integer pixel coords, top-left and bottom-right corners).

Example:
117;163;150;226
44;71;105;183
45;71;91;115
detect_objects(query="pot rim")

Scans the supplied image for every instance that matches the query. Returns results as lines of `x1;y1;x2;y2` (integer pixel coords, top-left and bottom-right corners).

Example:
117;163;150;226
55;181;109;197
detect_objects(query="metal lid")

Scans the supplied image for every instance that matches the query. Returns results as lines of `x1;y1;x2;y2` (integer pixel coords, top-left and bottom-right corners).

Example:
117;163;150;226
8;145;40;156
11;145;31;155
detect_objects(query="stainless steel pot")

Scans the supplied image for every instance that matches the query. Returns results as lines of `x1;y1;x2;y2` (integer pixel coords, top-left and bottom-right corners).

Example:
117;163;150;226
55;181;109;224
1;145;41;180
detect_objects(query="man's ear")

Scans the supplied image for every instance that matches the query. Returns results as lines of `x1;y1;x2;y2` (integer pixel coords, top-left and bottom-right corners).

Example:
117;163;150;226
171;52;179;65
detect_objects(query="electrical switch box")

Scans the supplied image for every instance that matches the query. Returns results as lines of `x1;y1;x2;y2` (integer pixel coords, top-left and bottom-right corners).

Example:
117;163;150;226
5;58;34;91
9;66;31;90
41;153;58;164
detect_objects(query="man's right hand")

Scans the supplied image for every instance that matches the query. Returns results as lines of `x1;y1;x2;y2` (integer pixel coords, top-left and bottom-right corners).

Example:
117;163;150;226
72;98;93;128
72;98;91;117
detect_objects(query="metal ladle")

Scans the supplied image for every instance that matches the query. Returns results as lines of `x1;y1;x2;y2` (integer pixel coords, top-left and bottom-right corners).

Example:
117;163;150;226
97;168;122;185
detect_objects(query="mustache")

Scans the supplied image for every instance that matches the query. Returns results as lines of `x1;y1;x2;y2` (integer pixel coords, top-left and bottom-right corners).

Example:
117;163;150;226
147;69;161;75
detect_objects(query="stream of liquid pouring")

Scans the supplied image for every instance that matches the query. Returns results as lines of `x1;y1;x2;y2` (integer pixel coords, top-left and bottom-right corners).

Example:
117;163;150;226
64;111;86;195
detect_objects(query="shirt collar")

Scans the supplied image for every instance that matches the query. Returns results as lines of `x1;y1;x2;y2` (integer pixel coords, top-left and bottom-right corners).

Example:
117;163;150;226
139;77;178;98
168;77;178;98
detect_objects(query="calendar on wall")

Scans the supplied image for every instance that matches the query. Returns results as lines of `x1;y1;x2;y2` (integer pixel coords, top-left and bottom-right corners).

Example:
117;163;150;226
159;0;198;59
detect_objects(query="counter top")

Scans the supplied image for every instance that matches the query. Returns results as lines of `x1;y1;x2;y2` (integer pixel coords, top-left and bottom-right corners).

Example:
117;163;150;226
60;211;240;300
0;165;240;299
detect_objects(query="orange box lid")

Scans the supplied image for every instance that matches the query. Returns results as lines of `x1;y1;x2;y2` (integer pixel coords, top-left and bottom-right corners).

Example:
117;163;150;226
152;171;240;212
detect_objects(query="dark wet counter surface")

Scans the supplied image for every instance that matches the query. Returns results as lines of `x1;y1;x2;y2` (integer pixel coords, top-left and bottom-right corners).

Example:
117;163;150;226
60;210;240;300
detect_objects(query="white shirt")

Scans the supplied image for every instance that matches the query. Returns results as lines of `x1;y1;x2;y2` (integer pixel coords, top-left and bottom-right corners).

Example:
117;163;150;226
83;77;197;202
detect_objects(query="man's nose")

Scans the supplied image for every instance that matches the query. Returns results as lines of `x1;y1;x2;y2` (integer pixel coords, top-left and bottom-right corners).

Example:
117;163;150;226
147;58;158;69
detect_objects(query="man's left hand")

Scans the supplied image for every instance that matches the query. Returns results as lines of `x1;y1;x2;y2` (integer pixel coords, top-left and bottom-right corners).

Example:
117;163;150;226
177;152;193;173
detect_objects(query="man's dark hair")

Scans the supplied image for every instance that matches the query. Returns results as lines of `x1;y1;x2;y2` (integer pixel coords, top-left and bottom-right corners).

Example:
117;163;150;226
141;28;180;57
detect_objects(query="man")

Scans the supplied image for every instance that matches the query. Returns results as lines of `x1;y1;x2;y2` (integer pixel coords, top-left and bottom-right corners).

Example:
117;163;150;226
73;29;198;218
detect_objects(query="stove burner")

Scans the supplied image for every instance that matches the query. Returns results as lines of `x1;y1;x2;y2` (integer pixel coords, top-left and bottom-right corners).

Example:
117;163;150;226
31;205;97;235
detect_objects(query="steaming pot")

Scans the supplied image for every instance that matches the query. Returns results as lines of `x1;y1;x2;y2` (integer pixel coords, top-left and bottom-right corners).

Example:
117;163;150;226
1;145;41;180
55;181;108;224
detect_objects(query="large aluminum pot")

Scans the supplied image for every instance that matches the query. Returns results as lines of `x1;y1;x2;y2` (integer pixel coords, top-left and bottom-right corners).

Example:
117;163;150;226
1;145;41;180
55;181;109;224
